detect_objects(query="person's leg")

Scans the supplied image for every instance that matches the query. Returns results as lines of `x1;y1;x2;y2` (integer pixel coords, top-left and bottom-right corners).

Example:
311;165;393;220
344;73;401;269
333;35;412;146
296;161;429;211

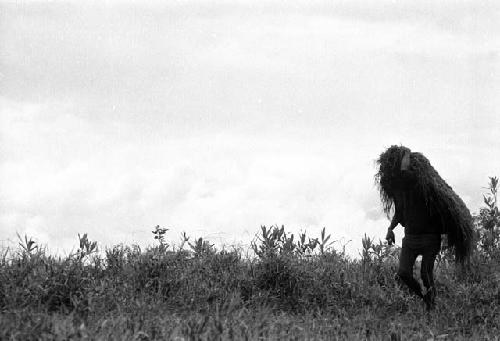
397;241;422;297
421;241;440;310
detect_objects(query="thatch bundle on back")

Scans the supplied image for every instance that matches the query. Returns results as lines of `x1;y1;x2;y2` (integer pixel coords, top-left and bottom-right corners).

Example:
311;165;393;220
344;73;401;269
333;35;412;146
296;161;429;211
375;145;474;263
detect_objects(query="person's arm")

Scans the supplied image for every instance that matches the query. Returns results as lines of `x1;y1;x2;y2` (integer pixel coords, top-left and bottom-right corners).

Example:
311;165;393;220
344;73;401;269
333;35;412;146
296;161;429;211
385;151;412;245
389;214;399;230
386;213;398;245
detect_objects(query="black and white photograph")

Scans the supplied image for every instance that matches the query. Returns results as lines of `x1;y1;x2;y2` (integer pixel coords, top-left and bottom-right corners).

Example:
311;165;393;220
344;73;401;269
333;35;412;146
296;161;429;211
1;0;499;339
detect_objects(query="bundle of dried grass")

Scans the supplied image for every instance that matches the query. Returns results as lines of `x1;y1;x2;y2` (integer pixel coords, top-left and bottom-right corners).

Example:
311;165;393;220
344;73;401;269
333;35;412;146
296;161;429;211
375;145;474;263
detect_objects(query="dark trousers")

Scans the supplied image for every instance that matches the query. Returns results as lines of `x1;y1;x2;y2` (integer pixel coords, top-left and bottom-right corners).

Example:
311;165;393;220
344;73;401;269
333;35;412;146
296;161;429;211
397;234;441;305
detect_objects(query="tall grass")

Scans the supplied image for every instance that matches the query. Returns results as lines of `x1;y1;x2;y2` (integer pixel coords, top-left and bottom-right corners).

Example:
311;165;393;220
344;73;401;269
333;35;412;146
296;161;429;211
1;178;499;340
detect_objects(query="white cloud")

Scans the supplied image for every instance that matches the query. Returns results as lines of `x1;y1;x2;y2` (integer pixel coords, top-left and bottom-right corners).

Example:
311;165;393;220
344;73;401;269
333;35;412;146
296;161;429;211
1;95;498;257
1;1;499;257
0;98;383;255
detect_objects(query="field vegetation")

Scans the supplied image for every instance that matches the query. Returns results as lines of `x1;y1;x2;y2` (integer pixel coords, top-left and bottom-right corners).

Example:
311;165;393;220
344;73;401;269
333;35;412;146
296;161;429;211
1;178;499;340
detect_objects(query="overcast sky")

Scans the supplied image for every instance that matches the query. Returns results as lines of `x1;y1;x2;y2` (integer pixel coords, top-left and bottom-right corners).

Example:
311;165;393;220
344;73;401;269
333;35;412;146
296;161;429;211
1;0;499;256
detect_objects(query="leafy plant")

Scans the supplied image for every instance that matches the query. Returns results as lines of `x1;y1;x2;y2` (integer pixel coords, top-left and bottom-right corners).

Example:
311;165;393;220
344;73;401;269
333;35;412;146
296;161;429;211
76;233;97;261
318;227;334;255
188;237;215;257
474;177;500;256
152;225;169;250
252;225;324;259
17;233;38;257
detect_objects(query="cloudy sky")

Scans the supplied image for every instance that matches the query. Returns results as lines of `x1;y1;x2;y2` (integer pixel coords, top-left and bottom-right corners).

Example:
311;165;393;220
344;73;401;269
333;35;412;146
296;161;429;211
1;0;499;256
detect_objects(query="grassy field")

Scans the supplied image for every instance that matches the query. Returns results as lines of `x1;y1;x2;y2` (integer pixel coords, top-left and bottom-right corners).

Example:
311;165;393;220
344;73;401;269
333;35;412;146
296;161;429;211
1;178;499;340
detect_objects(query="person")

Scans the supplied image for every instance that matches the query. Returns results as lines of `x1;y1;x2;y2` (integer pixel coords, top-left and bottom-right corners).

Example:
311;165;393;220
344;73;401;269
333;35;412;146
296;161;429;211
376;145;473;311
385;149;442;310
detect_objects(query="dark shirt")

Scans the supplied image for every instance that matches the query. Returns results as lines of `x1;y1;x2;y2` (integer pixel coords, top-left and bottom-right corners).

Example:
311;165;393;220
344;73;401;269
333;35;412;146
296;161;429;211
393;170;443;235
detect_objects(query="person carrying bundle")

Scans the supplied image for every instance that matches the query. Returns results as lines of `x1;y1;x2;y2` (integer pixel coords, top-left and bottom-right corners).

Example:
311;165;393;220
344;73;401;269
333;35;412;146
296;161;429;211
375;145;474;311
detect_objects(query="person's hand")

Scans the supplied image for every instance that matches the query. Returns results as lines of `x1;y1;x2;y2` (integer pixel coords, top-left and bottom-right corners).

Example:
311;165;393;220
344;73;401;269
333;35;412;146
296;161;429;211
386;228;395;245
